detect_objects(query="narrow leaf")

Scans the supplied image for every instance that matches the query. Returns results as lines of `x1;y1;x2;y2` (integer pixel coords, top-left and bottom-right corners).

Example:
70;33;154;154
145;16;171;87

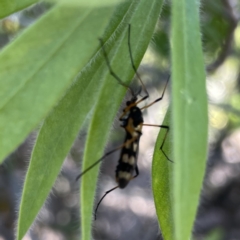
172;0;208;239
152;109;174;240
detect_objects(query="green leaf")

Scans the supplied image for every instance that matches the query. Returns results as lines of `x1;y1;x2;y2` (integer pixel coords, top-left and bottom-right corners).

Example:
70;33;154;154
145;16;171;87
172;0;208;239
0;0;39;19
16;3;119;240
80;0;165;239
50;0;124;6
152;109;174;240
0;2;119;162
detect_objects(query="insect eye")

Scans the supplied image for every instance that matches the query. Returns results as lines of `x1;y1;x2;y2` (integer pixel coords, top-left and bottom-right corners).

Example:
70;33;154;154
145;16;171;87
126;101;131;106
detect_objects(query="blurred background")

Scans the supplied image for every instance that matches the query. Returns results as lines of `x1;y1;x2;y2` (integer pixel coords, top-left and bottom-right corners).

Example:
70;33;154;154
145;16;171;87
0;0;240;239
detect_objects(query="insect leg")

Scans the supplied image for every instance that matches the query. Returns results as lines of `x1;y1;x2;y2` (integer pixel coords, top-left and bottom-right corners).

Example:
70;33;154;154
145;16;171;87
98;38;135;96
76;137;138;180
127;24;149;98
94;185;119;220
95;164;139;219
142;124;173;163
141;75;170;111
133;165;139;178
76;143;126;181
119;94;149;120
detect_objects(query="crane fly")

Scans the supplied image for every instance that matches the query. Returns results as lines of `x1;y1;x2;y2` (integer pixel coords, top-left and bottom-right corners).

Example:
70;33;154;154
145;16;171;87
76;24;172;219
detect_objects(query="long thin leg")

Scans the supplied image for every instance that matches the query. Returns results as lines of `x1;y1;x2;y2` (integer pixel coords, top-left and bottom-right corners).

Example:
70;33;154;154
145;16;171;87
141;75;170;111
134;165;139;178
76;136;138;181
94;185;119;220
127;24;149;98
76;144;125;181
95;165;140;220
76;143;126;181
99;38;135;96
143;124;173;163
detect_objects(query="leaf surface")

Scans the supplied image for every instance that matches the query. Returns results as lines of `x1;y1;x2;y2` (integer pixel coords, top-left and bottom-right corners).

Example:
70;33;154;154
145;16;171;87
0;0;39;18
16;3;118;239
0;3;116;162
171;0;208;239
152;109;174;240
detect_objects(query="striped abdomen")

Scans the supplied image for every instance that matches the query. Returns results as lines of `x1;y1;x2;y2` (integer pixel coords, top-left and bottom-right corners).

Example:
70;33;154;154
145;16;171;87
116;131;141;188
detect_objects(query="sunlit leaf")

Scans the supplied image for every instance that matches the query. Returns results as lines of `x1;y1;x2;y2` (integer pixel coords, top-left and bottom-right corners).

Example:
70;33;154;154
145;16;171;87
16;2;118;239
172;0;208;239
0;2;118;162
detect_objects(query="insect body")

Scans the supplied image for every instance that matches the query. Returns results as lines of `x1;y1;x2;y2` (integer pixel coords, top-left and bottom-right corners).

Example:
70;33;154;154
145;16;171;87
116;98;143;188
76;24;171;219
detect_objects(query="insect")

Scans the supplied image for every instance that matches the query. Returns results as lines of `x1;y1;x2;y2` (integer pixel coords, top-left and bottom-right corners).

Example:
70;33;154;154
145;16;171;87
76;24;172;219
